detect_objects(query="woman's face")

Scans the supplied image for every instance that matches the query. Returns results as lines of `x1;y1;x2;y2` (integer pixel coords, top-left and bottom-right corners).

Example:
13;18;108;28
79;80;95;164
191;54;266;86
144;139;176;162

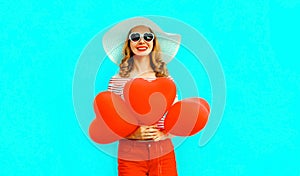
129;26;154;56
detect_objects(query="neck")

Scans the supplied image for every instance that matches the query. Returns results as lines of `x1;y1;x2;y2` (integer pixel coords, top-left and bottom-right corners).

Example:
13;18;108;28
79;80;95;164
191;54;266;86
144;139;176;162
132;55;153;75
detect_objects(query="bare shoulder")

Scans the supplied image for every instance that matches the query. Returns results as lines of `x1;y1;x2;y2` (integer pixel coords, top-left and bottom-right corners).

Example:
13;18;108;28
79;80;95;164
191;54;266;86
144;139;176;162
166;75;175;80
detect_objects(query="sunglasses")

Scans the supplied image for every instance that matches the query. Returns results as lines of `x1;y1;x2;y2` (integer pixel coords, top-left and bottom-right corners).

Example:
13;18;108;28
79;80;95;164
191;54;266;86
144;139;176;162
128;32;155;42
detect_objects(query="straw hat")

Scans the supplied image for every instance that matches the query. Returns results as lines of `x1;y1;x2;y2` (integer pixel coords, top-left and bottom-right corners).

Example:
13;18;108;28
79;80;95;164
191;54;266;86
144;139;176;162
102;17;181;65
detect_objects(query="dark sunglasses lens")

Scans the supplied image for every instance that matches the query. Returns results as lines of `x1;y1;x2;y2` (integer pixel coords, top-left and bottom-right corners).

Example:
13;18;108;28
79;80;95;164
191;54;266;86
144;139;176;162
144;33;154;42
130;33;140;42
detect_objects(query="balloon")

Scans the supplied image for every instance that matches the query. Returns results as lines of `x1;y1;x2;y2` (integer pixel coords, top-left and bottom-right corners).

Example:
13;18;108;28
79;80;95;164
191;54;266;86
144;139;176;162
186;97;210;113
164;98;210;136
123;78;176;125
89;117;122;144
90;91;138;144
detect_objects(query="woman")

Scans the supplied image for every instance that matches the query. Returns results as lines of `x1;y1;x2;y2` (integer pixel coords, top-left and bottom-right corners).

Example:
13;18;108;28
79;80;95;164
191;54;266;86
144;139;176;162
103;17;181;176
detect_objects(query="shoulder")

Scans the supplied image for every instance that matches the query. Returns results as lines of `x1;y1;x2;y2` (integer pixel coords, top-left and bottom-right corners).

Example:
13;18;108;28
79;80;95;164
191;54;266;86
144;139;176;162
109;74;126;82
166;75;175;81
167;75;173;79
107;75;131;92
108;74;131;85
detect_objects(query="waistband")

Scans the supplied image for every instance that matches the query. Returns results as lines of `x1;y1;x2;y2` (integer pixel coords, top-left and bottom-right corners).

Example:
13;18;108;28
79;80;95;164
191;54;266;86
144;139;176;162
120;138;171;143
118;138;174;161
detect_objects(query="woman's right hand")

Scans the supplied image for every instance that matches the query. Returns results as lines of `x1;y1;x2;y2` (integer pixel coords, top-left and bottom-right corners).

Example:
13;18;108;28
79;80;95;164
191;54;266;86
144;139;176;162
126;125;162;140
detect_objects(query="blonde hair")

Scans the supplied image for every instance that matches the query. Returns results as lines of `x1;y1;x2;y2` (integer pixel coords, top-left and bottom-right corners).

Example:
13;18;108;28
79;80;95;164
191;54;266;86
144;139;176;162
119;26;169;78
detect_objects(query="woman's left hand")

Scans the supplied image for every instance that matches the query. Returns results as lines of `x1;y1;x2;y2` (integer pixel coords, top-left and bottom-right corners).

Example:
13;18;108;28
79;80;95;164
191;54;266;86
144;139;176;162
126;124;170;141
153;130;171;141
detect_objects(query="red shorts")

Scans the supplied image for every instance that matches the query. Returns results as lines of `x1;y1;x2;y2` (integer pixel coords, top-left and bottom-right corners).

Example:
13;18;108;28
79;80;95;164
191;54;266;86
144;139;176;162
118;139;178;176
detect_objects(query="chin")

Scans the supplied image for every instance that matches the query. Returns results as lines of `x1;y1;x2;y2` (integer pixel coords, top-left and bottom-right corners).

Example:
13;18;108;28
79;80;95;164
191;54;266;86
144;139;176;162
134;51;151;56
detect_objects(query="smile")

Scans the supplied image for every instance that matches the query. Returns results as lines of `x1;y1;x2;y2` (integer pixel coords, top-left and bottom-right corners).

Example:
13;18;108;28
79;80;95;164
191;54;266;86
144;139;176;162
136;46;148;51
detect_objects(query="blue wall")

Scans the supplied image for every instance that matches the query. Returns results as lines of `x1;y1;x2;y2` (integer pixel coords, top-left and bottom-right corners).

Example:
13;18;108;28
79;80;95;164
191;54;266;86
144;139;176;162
1;1;299;175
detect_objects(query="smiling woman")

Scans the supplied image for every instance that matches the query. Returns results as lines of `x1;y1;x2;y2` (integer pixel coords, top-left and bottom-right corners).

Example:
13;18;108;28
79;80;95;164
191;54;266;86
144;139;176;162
100;17;181;176
129;30;154;53
119;25;168;78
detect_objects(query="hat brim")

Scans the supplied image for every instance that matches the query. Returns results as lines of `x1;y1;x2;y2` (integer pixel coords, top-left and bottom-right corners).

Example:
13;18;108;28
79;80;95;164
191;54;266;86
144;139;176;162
102;17;181;65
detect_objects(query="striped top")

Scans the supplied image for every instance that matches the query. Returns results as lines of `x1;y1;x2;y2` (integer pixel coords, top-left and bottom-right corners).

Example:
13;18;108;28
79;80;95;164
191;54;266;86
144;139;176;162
107;76;176;129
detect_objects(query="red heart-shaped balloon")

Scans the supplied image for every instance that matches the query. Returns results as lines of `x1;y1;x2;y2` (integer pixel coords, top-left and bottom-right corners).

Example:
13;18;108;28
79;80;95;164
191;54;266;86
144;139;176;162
89;117;122;144
164;97;210;136
90;91;138;144
123;78;176;125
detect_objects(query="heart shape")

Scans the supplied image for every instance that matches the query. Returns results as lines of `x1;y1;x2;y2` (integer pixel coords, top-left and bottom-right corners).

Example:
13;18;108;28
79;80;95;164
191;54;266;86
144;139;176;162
123;77;176;125
164;97;210;136
89;117;122;144
90;91;138;144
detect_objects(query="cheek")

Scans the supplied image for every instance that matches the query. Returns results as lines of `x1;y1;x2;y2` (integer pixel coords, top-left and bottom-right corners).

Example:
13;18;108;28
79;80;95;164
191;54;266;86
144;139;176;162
129;42;135;52
150;43;154;51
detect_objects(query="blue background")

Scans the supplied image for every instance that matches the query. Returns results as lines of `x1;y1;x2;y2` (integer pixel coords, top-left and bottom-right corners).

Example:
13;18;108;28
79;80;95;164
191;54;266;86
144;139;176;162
1;0;299;175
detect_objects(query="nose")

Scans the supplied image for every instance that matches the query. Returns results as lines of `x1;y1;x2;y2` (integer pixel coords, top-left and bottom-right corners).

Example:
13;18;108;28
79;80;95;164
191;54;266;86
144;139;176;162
138;37;145;44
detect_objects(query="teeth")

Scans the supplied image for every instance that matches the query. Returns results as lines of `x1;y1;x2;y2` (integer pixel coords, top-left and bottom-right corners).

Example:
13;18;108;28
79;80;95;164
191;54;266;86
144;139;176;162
137;47;147;51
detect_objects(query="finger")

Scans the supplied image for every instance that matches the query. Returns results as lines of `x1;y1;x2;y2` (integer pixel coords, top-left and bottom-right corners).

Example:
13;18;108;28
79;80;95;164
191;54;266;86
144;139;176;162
142;132;159;139
153;134;164;141
153;131;166;140
148;124;158;128
153;136;162;141
141;135;155;140
142;131;157;137
145;128;160;133
139;126;150;133
142;125;158;130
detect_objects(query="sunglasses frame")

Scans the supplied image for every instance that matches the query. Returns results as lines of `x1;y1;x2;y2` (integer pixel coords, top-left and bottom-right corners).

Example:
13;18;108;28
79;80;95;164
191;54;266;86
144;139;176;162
128;32;155;43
